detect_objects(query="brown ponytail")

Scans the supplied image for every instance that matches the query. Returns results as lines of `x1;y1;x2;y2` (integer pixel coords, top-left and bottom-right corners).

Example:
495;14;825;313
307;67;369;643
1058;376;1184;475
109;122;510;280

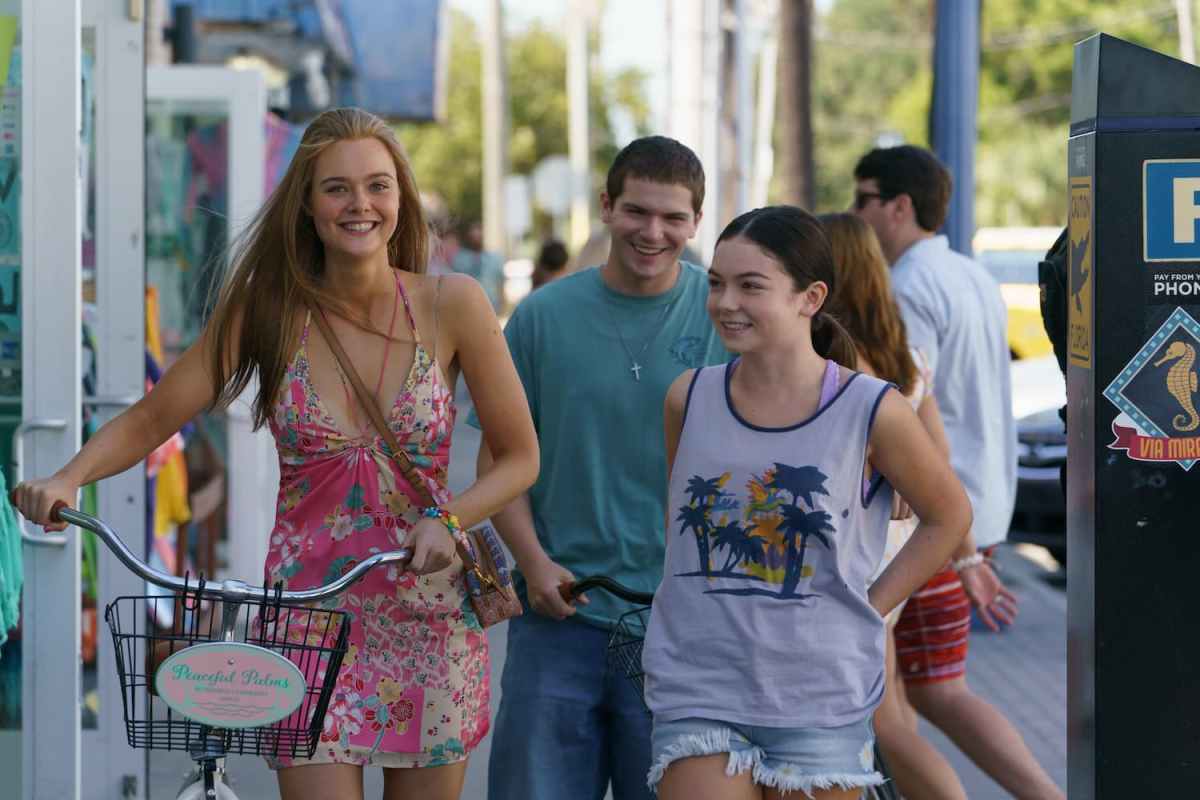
812;310;859;369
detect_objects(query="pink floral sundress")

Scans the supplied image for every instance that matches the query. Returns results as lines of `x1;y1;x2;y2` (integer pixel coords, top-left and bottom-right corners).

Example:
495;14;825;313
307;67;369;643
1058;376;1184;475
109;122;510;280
263;275;489;769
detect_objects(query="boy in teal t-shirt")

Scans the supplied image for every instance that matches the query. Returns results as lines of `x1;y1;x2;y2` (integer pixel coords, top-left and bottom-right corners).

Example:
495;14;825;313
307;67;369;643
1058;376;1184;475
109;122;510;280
480;260;721;627
474;137;727;800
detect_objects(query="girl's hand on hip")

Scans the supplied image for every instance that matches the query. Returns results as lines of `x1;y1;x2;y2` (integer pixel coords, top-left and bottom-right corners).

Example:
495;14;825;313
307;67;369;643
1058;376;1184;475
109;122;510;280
403;517;458;575
11;475;78;532
890;492;914;521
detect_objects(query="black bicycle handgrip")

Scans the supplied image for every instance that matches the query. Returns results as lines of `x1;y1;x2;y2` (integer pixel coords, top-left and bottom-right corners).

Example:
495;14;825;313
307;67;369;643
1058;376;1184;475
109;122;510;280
560;575;654;606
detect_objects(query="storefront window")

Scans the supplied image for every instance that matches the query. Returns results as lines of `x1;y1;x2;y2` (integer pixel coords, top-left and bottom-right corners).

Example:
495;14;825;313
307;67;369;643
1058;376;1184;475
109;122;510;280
144;97;232;616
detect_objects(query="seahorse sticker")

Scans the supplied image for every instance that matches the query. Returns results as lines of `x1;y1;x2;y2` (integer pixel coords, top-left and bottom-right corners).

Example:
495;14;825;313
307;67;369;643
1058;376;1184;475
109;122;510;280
1153;341;1200;432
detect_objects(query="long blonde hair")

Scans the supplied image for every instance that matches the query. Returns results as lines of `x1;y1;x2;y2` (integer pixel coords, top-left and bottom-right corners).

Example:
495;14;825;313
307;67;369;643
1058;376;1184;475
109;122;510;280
207;107;429;429
817;213;917;395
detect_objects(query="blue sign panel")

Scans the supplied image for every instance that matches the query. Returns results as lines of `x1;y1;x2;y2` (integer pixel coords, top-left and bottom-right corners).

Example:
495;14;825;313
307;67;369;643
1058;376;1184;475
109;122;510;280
1144;159;1200;262
339;0;442;120
175;0;443;121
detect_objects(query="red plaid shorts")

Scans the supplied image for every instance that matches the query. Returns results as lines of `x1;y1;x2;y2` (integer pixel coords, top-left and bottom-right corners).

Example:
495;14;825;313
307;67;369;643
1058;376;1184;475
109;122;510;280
894;566;970;685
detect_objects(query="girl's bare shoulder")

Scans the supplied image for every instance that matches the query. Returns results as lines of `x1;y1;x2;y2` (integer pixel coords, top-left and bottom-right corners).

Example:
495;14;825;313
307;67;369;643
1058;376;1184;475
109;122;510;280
401;270;483;309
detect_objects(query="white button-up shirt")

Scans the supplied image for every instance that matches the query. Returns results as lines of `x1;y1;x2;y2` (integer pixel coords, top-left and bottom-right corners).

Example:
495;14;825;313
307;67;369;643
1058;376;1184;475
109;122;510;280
891;235;1017;548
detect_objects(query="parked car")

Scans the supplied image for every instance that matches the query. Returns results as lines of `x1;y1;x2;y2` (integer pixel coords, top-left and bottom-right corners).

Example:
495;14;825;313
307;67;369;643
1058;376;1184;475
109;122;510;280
975;228;1068;565
974;226;1060;360
1010;357;1067;565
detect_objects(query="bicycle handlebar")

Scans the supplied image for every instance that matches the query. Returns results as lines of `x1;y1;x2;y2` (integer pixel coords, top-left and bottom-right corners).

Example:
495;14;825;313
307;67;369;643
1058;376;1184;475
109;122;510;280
43;501;412;605
559;575;654;606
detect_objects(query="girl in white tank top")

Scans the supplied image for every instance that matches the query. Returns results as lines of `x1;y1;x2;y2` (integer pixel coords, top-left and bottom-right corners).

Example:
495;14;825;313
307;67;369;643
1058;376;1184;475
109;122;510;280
642;206;972;800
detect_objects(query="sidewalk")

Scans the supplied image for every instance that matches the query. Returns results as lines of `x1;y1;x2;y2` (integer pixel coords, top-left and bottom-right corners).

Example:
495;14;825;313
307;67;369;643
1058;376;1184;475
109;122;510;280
917;543;1067;798
148;400;1066;799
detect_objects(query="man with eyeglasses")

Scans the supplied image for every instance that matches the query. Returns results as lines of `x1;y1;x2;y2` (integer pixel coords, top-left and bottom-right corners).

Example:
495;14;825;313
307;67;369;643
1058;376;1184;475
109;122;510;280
851;146;1064;800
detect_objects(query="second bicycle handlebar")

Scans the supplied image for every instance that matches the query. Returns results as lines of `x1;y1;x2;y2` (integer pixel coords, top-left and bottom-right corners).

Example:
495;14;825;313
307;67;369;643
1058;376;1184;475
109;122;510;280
44;502;412;605
559;576;654;606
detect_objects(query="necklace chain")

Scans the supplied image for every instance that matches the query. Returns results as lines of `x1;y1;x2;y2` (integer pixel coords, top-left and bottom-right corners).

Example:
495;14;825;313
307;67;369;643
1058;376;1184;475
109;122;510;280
604;300;673;381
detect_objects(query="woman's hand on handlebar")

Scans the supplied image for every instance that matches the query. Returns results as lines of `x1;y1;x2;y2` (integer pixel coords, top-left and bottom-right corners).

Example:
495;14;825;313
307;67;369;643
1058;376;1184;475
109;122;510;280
402;517;457;575
11;475;78;532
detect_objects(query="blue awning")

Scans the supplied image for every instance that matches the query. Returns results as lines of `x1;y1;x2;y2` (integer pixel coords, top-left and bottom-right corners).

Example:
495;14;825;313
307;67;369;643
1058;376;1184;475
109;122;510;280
172;0;443;120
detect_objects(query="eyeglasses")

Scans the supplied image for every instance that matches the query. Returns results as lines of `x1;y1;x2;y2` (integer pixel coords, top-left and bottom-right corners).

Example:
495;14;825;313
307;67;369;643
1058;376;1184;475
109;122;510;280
853;191;892;210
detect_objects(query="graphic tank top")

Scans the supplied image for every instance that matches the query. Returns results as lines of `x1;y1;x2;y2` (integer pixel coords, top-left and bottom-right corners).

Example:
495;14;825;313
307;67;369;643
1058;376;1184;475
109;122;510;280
642;360;894;727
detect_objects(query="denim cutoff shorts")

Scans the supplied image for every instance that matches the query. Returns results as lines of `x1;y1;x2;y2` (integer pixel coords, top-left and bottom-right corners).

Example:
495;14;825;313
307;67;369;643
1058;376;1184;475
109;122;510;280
648;715;886;797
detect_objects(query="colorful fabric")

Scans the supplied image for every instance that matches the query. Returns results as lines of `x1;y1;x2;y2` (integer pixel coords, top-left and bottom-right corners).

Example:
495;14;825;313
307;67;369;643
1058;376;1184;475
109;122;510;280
893;566;971;685
467;264;728;628
643;363;895;728
264;274;488;769
264;112;303;193
153;451;191;538
0;469;21;647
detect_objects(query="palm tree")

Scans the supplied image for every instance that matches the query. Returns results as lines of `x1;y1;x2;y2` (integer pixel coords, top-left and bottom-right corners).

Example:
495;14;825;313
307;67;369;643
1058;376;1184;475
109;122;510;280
685;475;722;509
711;519;767;574
767;463;829;509
675;502;714;575
777;505;835;598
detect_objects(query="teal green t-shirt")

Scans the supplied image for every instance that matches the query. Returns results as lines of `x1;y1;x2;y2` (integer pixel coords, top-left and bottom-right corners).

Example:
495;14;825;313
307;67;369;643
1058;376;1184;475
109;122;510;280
470;263;728;627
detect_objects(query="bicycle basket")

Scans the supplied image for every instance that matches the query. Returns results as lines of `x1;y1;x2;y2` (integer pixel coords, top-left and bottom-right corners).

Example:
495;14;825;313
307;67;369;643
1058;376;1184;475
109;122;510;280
105;591;350;760
606;605;650;698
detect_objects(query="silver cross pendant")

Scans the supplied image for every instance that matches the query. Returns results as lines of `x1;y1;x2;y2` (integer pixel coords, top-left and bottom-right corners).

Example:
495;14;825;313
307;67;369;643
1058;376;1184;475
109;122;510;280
631;362;643;381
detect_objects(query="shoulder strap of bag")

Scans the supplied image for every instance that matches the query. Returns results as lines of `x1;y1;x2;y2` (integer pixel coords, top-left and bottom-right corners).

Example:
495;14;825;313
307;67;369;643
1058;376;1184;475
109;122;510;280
307;301;479;569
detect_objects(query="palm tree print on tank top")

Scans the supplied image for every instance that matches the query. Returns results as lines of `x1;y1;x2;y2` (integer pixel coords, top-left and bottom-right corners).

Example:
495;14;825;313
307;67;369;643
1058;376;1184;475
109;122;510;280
674;463;838;600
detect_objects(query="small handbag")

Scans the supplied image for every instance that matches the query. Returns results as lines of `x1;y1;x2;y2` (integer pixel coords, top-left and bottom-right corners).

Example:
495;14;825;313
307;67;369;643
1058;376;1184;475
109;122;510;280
309;304;523;628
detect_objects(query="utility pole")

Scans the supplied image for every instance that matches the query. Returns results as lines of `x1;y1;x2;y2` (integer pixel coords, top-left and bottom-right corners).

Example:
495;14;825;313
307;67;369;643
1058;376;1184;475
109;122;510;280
752;1;778;209
482;0;509;254
930;0;979;255
719;0;753;223
567;0;592;251
1177;0;1196;64
667;0;721;259
775;0;814;209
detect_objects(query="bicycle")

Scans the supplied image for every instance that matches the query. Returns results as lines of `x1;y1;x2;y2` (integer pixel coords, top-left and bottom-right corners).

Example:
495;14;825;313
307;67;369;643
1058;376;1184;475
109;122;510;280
561;576;901;800
37;501;413;800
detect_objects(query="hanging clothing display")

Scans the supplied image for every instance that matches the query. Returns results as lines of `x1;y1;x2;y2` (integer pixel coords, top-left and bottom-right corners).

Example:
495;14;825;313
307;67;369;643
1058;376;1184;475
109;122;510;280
264;112;303;193
0;469;21;651
144;304;191;575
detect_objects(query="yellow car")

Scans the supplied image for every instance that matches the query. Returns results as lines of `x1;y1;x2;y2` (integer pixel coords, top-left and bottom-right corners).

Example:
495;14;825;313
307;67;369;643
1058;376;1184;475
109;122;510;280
973;227;1060;360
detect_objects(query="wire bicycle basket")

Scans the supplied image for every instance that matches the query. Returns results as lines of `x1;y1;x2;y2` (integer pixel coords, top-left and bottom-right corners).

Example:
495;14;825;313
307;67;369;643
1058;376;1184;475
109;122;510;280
606;604;652;699
104;578;351;760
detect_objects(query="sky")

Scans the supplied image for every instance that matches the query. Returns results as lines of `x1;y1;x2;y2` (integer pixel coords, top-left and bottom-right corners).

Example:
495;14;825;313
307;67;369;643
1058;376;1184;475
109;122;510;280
447;1;836;143
450;0;672;135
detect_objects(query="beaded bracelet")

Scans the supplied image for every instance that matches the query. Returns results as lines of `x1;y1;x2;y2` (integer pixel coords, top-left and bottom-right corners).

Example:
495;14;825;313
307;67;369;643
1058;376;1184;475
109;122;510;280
951;552;986;572
422;506;469;548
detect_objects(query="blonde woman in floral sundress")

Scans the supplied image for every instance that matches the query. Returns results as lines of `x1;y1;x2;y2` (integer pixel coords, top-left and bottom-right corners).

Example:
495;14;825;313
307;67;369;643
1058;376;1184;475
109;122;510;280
11;108;539;800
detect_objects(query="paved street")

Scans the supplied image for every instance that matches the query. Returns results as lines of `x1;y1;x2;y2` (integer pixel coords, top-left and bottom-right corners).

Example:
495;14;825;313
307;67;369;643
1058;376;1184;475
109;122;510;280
148;391;1067;798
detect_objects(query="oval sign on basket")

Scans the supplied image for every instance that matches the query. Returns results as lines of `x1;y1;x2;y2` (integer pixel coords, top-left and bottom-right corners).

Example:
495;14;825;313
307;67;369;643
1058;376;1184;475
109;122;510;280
155;641;307;729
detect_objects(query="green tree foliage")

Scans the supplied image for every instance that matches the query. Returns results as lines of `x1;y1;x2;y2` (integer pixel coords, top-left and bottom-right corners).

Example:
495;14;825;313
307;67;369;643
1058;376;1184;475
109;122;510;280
396;10;649;228
808;0;1184;225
